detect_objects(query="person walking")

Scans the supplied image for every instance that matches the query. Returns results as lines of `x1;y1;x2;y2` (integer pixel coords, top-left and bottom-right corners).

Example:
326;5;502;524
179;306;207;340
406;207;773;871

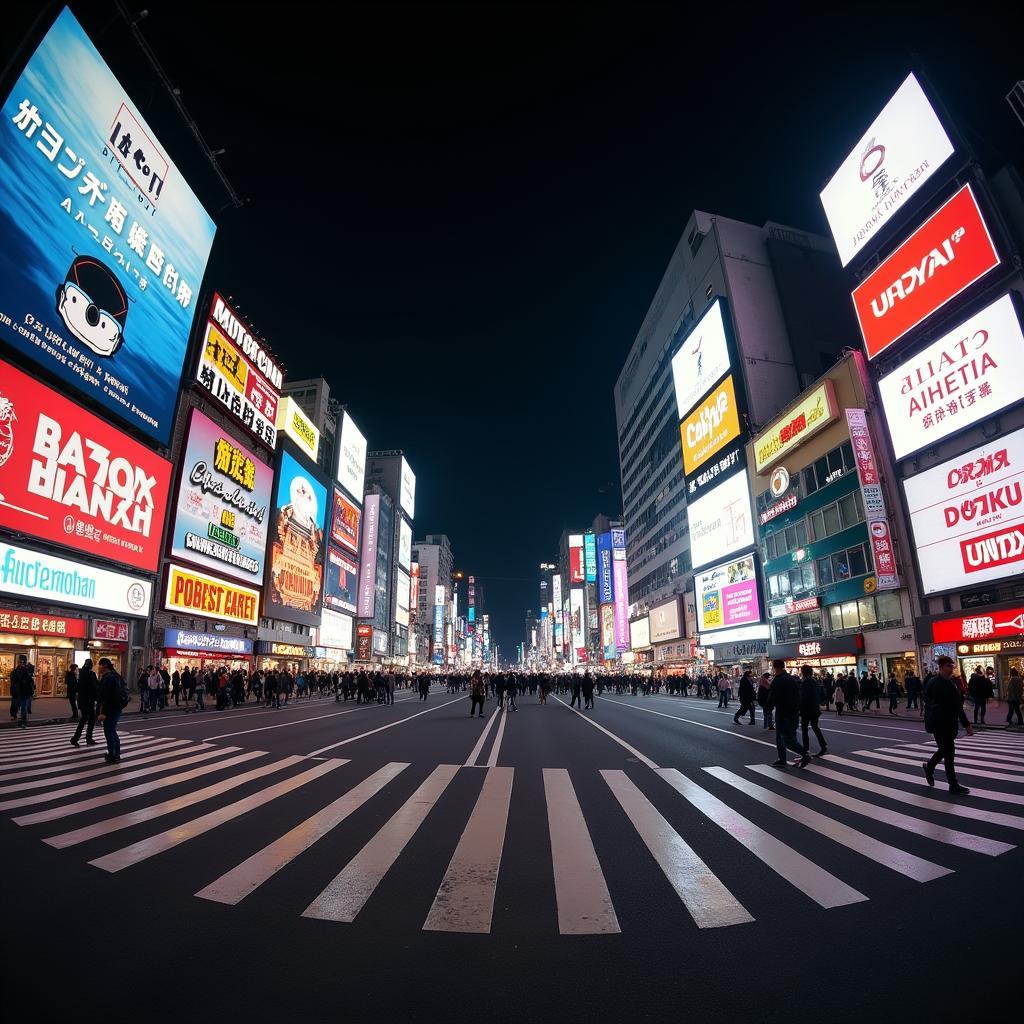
922;655;973;794
65;662;80;721
96;657;127;763
70;658;99;746
582;673;594;711
570;675;583;709
799;666;827;757
717;674;730;708
887;676;901;715
418;674;430;701
757;672;773;729
469;671;486;718
967;667;990;726
539;675;551;705
733;671;756;725
1006;668;1024;728
832;679;845;716
767;659;810;769
10;655;35;728
194;670;207;712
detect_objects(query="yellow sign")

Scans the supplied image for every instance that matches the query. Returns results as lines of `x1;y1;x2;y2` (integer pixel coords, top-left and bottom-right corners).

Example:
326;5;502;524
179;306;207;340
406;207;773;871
163;564;261;626
863;576;877;594
202;323;247;395
681;375;742;475
270;642;306;657
277;396;320;462
753;380;838;474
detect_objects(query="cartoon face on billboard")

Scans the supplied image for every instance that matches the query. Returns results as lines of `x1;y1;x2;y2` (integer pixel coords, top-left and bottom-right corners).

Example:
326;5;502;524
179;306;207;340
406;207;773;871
55;256;129;357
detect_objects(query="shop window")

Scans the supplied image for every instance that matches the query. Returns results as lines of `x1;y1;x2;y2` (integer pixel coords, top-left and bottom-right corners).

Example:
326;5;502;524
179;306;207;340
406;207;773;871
823;504;841;537
817;555;834;586
875;591;903;626
857;596;877;626
840;600;860;630
828;603;843;633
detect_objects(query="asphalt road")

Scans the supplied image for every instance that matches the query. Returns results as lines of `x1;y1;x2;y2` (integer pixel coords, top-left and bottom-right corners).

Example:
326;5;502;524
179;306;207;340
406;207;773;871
5;685;1022;1023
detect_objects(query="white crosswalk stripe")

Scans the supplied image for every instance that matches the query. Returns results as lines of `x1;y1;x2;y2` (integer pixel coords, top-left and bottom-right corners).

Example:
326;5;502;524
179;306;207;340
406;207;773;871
853;749;1024;783
0;739;192;780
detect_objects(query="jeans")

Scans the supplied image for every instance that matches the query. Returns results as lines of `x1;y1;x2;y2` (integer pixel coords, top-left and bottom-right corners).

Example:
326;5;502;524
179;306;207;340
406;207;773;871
1006;701;1023;725
775;715;807;762
68;693;79;719
801;713;826;752
470;695;485;716
195;688;205;711
927;730;958;786
102;709;121;760
973;700;987;725
72;703;96;743
17;696;31;724
734;699;755;724
761;705;773;728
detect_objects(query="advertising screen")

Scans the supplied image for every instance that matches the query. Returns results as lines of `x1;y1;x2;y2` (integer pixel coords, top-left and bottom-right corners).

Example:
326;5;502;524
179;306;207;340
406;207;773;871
410;562;420;614
318;608;352;651
694;552;762;634
0;8;216;444
584;533;597;582
600;603;615;658
687;469;755;570
612;530;629;650
276;397;320;464
681;374;743;475
852;184;1000;360
330;488;361;557
395;569;410;627
336;411;367;502
398;518;413;572
903;426;1024;594
356;493;380;618
356;623;372;661
596;532;613;605
0;356;171;572
820;73;955;267
649;595;682;643
569;534;584;583
878;293;1024;459
671;298;731;420
265;446;329;625
630;616;651;650
372;495;394;633
171;408;272;584
164;562;259;626
163;628;252;655
195;294;282;449
400;457;416;519
324;545;358;614
0;539;151;616
570;588;585;651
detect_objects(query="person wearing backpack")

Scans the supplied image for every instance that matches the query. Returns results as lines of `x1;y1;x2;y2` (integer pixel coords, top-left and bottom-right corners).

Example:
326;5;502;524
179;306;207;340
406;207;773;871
70;658;99;746
96;657;128;763
922;655;973;794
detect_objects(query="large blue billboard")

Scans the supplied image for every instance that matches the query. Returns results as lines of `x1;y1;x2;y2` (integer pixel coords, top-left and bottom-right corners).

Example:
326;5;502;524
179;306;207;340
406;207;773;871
0;8;216;445
596;532;613;605
584;533;597;583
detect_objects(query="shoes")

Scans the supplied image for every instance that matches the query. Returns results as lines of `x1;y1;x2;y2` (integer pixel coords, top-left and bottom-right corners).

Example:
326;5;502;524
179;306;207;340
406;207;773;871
771;759;787;768
949;784;971;795
922;762;935;787
70;738;80;747
86;739;97;745
798;754;811;768
768;725;775;730
814;748;828;757
103;755;120;763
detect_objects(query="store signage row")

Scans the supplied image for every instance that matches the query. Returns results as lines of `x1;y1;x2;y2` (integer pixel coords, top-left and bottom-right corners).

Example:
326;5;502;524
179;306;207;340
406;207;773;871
853;185;1000;360
819;73;955;268
0;357;172;573
0;540;151;617
0;7;217;445
671;299;732;421
694;552;762;634
930;607;1024;644
958;639;1024;655
845;408;898;590
163;628;253;654
903;426;1024;594
164;563;260;626
0;607;87;637
257;641;308;657
759;492;798;526
753;381;839;474
91;618;128;642
195;293;282;449
769;635;864;660
878;293;1024;461
785;595;820;614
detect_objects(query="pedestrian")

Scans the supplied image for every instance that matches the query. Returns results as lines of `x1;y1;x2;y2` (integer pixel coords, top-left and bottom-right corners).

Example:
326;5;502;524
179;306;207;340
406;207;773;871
138;666;151;714
10;654;34;728
194;670;207;712
767;659;810;769
418;673;430;701
887;676;901;715
570;675;583;709
539;675;551;705
832;679;845;716
905;669;921;711
1005;668;1023;728
171;669;181;706
967;666;990;726
757;672;773;729
469;671;486;718
922;655;973;794
70;658;99;746
582;673;594;711
717;674;730;708
799;666;827;757
96;657;128;764
733;671;756;725
65;662;79;721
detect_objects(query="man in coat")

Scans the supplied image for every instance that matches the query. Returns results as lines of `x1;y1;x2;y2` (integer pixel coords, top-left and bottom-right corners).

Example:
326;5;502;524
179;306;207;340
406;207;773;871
767;659;810;769
922;655;973;794
70;658;99;746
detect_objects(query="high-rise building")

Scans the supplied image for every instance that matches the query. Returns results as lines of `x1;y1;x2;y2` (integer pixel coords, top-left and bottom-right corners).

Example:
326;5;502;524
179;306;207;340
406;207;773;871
281;377;341;478
412;534;454;666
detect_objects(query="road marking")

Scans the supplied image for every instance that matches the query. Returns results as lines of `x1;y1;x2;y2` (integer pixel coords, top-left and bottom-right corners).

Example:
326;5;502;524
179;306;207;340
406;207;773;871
655;768;866;910
307;697;465;756
804;762;1024;831
602;769;752;928
853;749;1024;783
423;766;513;934
542;769;620;933
746;764;1013;857
0;736;154;769
0;742;210;794
552;696;661;768
703;767;952;882
0;739;191;780
11;749;261;824
43;755;314;848
89;759;346;872
303;764;460;923
602;697;776;750
199;704;380;741
893;742;1024;764
486;707;509;768
197;762;409;905
464;708;501;767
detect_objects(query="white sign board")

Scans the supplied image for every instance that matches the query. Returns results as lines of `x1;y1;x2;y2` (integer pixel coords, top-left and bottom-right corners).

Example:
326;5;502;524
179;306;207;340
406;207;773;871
687;470;755;570
671;299;731;419
630;616;651;650
400;457;416;519
336;412;368;502
649;595;682;643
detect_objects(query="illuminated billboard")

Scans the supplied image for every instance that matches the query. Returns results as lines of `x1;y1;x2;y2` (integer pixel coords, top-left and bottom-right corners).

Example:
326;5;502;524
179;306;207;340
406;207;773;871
611;528;629;650
671;298;731;420
596;533;613;605
649;596;682;643
753;381;839;474
570;588;585;651
687;470;754;570
318;608;353;651
630;616;651;650
584;533;597;582
324;545;358;615
356;494;380;618
681;374;743;475
336;411;367;502
400;457;416;519
398;517;413;572
395;569;410;627
164;562;259;626
569;534;584;583
276;397;320;463
330;488;361;557
694;552;762;634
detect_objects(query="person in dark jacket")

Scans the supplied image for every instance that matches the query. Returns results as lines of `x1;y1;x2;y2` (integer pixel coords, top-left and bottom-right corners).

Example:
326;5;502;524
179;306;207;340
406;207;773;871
904;670;922;711
65;663;79;721
70;659;99;746
757;673;774;729
733;671;756;725
967;667;991;725
922;655;973;794
10;655;34;728
799;666;828;756
767;660;809;768
96;657;126;763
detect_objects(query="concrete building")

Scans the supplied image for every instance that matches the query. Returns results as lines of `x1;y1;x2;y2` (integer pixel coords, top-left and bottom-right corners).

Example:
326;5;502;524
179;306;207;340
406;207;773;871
281;377;340;478
412;534;454;666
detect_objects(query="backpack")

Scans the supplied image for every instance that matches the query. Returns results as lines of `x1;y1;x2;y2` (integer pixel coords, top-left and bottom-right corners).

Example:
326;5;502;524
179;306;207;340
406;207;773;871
117;675;130;709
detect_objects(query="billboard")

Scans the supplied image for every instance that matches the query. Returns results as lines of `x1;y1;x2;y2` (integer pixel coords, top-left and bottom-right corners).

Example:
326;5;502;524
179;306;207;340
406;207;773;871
400;457;416;519
569;534;584;583
0;8;216;445
195;294;282;449
687;469;755;570
878;293;1024;460
410;562;420;614
753;381;839;474
612;529;629;650
630;615;651;650
694;553;762;634
162;628;252;655
336;411;367;502
318;608;352;651
819;73;955;268
171;408;272;584
600;603;615;659
932;608;1024;644
395;569;410;627
324;545;358;614
0;356;171;572
570;588;585;651
596;532;613;605
584;533;597;582
265;446;328;625
0;539;151;617
852;185;1000;361
903;426;1024;595
329;488;361;557
372;495;394;633
357;493;380;618
356;622;372;661
398;517;413;572
681;374;743;475
671;298;731;419
649;595;682;643
164;562;259;626
276;397;320;464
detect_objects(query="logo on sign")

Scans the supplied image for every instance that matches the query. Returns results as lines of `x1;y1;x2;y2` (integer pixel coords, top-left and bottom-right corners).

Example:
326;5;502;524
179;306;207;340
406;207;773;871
798;641;822;657
769;466;790;498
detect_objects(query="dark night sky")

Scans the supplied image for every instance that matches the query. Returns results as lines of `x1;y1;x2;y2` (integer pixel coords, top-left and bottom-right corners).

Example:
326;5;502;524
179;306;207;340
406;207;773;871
3;3;1023;656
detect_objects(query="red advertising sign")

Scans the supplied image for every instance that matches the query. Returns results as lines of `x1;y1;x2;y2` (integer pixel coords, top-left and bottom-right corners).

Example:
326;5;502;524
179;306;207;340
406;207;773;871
356;622;373;661
569;546;584;584
91;618;129;642
933;608;1024;643
784;596;820;614
0;357;172;572
330;489;361;556
868;520;899;590
853;185;1000;360
0;608;87;638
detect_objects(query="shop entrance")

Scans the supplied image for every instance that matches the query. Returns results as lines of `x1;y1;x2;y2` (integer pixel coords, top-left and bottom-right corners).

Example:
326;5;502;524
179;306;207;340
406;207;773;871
959;655;995;688
1;646;73;697
884;653;918;685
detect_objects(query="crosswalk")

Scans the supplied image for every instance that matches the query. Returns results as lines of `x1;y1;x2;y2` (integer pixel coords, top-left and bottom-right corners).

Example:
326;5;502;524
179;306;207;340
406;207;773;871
2;722;1024;936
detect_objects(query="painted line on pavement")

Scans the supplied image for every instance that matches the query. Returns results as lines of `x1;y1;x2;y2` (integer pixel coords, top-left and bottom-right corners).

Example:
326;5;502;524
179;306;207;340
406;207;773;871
0;739;189;779
486;707;509;768
552;695;660;768
307;696;465;757
853;749;1024;783
464;708;501;767
602;697;776;750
